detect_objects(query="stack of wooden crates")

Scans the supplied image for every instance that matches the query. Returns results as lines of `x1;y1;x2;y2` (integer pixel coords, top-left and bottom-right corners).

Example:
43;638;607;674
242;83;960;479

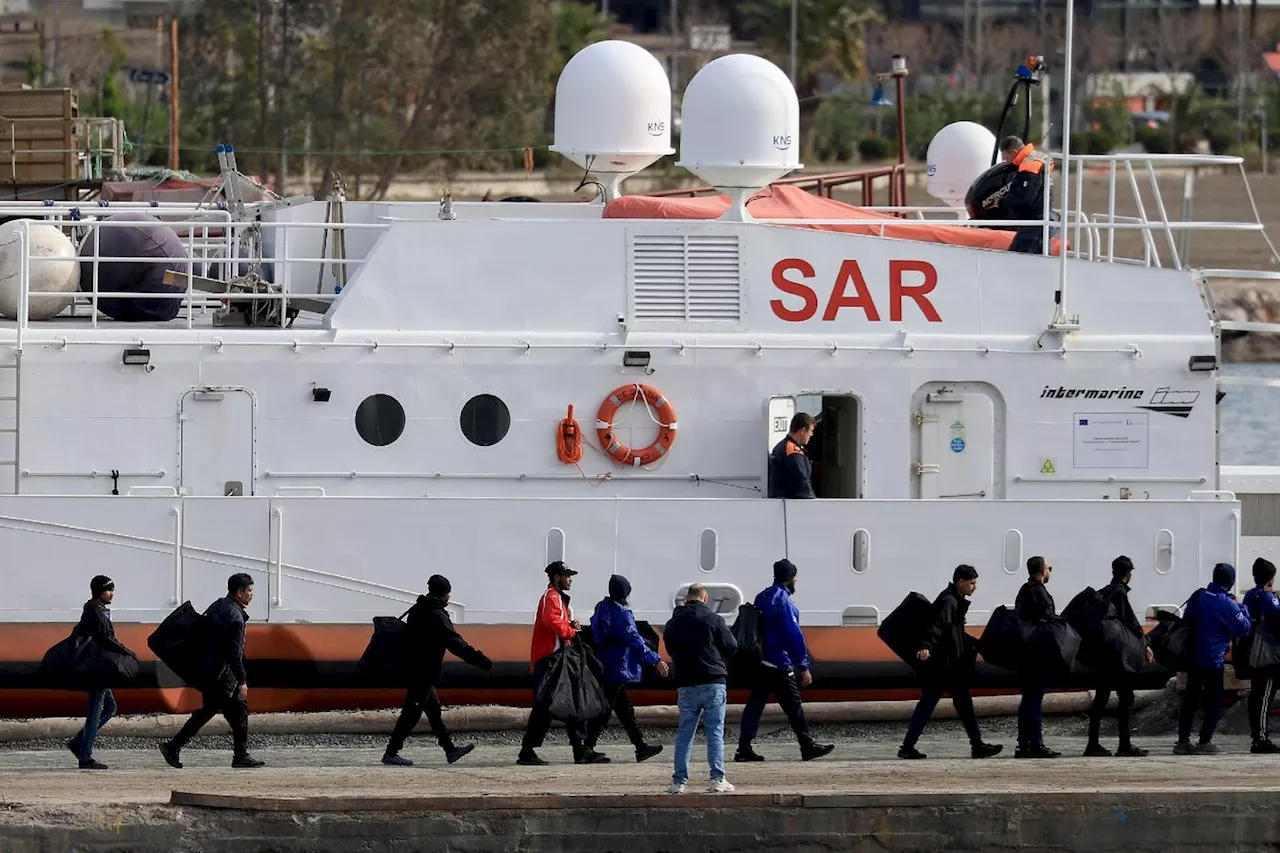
0;85;80;201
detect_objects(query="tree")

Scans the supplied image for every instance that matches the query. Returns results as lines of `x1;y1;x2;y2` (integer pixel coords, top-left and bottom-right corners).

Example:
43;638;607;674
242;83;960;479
1135;8;1212;150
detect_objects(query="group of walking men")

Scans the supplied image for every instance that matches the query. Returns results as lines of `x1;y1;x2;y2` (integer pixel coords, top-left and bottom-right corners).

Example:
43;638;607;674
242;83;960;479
63;552;1280;781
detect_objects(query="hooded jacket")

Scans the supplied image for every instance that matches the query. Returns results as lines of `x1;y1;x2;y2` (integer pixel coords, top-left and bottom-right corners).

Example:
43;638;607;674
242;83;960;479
530;584;576;668
755;582;811;671
75;600;133;658
404;594;492;688
1188;582;1251;669
1243;585;1280;628
920;585;971;668
591;575;660;685
1099;580;1143;636
663;600;737;687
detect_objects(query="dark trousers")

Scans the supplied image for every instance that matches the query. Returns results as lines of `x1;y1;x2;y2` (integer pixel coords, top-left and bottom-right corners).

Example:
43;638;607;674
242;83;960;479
738;665;814;750
521;656;586;754
1087;681;1135;749
171;687;250;756
1017;676;1046;749
387;685;454;756
70;688;116;761
903;679;982;750
585;680;645;750
1179;667;1225;744
1249;670;1280;742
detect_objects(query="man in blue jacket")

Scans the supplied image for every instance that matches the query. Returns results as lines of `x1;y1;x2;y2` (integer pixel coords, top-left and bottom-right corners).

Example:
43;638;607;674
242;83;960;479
584;575;667;762
734;560;834;762
1175;562;1251;755
1243;558;1280;754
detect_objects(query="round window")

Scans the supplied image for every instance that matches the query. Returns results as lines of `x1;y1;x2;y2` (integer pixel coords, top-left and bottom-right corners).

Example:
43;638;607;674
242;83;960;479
460;394;510;447
354;394;405;447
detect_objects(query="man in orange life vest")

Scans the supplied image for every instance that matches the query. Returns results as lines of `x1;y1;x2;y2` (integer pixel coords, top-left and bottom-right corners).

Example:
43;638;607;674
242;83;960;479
516;561;611;766
768;413;817;500
998;135;1057;255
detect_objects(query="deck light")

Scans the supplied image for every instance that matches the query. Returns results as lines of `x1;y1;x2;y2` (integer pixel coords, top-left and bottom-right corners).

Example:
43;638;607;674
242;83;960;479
623;350;651;370
1188;355;1217;372
122;348;150;367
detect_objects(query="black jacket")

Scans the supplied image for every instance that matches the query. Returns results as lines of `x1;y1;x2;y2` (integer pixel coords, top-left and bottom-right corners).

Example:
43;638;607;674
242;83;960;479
663;600;738;687
1015;580;1056;623
920;585;971;667
767;436;816;499
203;596;248;690
405;594;492;687
1099;580;1143;637
75;600;132;657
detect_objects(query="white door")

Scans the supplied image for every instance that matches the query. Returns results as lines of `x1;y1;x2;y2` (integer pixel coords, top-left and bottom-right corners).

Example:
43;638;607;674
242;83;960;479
915;387;996;499
179;388;255;496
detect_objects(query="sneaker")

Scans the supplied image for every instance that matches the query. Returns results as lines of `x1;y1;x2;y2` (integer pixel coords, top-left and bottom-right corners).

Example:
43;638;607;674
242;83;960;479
1172;741;1196;755
516;749;547;766
1014;745;1061;759
232;754;266;768
707;779;736;793
667;782;686;795
158;741;183;769
1251;739;1280;755
575;750;611;765
733;749;765;763
446;744;475;765
1083;743;1113;757
635;744;663;763
1115;745;1149;758
382;753;413;767
1194;742;1219;755
897;746;926;760
78;759;108;770
801;743;835;761
971;743;1003;759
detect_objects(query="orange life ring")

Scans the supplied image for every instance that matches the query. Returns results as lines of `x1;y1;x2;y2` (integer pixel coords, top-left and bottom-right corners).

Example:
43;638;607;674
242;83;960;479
596;383;677;467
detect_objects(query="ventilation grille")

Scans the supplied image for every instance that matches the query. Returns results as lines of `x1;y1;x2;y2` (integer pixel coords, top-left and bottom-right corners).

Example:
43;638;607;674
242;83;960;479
1242;493;1280;537
630;233;742;323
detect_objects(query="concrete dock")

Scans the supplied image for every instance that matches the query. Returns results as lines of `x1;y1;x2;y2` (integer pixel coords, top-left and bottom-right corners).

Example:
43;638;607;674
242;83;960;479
0;735;1276;852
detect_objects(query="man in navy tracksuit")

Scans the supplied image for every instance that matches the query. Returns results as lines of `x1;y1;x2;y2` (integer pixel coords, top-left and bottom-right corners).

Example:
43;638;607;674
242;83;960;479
584;574;667;762
734;560;834;762
1243;558;1280;754
1175;562;1251;755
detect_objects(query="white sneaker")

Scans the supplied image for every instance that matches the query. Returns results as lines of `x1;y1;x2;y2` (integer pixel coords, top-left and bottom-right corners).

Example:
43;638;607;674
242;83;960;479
707;779;736;793
667;782;686;794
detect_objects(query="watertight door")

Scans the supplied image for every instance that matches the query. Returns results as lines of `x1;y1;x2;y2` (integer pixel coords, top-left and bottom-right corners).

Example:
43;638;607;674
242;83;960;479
916;389;995;500
178;388;255;496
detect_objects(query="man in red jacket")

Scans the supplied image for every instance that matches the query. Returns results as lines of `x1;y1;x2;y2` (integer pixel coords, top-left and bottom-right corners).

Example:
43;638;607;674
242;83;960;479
516;561;610;766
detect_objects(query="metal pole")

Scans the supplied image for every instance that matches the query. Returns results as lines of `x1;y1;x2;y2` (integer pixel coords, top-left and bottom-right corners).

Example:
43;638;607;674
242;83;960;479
895;74;906;205
1055;0;1074;307
670;0;679;92
1237;2;1245;151
789;0;797;86
1264;102;1270;177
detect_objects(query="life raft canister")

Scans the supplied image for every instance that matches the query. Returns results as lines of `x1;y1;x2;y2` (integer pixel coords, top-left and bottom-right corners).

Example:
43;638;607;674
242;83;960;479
595;383;677;467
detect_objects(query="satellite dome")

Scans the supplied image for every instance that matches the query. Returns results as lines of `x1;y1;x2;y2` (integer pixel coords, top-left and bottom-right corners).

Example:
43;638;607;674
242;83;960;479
677;53;801;221
926;121;999;214
550;40;673;201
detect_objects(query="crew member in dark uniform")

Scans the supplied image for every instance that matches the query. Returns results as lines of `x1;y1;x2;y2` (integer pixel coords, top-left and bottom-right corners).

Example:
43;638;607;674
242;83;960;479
1015;555;1060;758
997;135;1057;254
159;573;264;769
768;413;816;499
1084;555;1153;757
899;565;1003;760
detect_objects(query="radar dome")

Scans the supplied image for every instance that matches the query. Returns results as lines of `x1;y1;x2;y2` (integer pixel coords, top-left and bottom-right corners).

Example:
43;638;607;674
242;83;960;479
926;121;999;214
0;220;79;321
677;53;801;220
550;40;673;200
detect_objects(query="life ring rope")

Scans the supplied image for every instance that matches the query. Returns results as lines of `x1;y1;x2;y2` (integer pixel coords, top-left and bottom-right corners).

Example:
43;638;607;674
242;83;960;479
596;383;678;468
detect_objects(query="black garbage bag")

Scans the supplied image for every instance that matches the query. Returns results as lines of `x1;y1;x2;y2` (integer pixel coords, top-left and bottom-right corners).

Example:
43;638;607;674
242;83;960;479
877;592;935;670
1063;587;1109;650
535;642;610;723
357;605;414;686
977;605;1023;670
1097;617;1148;675
1235;616;1280;679
37;631;138;691
1148;608;1193;672
146;601;208;686
1021;616;1082;677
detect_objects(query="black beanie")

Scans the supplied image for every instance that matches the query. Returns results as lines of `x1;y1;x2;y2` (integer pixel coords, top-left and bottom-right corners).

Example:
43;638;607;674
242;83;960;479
1212;562;1236;589
773;559;798;583
427;574;451;596
608;574;631;602
90;575;113;597
1254;558;1277;587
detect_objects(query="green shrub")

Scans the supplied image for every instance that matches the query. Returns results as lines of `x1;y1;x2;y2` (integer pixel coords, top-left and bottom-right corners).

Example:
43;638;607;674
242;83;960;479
856;135;895;162
1135;126;1172;154
1070;130;1113;155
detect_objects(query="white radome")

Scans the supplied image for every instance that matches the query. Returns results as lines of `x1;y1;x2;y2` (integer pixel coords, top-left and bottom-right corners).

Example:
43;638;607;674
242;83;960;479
925;121;999;212
0;220;79;321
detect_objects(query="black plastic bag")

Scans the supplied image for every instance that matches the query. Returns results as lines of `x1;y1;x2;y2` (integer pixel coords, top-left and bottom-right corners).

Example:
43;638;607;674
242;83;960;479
1063;587;1109;650
146;601;207;686
1236;617;1280;678
357;606;413;686
37;632;138;691
878;592;934;670
1149;609;1193;671
1097;617;1148;675
731;603;763;666
978;606;1023;670
535;642;610;723
1021;616;1082;677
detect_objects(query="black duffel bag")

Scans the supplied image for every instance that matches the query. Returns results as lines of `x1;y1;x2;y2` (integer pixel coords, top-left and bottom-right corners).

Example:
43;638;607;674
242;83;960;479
878;591;935;670
978;605;1023;670
1021;616;1082;677
1235;616;1280;679
357;605;414;686
1097;617;1148;675
37;631;138;691
1148;607;1194;672
146;601;207;686
535;641;610;724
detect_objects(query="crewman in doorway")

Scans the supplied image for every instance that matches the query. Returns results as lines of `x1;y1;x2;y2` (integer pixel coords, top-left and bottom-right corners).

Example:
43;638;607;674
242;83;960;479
767;413;816;500
997;135;1057;255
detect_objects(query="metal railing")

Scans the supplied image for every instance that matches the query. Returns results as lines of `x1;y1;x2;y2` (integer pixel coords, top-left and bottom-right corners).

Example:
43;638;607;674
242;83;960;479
648;163;909;207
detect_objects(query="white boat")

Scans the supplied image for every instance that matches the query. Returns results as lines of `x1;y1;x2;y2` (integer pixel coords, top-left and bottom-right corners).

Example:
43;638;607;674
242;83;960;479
0;36;1276;716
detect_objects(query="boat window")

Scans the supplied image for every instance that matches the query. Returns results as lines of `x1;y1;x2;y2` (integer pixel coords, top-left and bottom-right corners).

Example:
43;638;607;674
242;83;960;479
460;394;511;447
354;393;406;447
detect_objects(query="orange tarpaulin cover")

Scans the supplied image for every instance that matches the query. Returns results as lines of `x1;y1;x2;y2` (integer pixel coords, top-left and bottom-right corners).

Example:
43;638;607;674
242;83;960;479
603;184;1064;255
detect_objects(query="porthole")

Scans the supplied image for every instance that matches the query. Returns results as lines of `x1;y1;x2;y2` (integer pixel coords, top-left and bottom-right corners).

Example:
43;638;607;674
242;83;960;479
460;394;511;447
354;394;405;447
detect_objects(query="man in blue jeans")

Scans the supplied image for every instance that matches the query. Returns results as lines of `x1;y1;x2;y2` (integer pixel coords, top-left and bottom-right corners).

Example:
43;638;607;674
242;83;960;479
662;582;738;794
68;575;132;770
1175;562;1251;755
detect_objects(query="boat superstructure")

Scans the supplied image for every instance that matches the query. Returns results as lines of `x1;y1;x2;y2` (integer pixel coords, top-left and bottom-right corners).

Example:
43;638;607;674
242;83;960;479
0;40;1276;716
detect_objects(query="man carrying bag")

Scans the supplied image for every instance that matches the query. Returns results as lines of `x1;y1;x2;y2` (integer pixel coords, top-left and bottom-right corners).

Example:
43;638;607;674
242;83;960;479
1243;558;1280;754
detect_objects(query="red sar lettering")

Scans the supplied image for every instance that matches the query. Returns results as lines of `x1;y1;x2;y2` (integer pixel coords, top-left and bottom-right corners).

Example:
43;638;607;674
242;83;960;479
769;258;942;323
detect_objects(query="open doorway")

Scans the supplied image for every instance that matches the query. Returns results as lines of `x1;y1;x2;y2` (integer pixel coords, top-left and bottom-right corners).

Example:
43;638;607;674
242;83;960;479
766;394;862;499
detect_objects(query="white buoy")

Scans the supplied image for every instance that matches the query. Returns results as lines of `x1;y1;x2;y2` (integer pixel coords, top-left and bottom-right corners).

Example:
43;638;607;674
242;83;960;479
0;220;79;321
